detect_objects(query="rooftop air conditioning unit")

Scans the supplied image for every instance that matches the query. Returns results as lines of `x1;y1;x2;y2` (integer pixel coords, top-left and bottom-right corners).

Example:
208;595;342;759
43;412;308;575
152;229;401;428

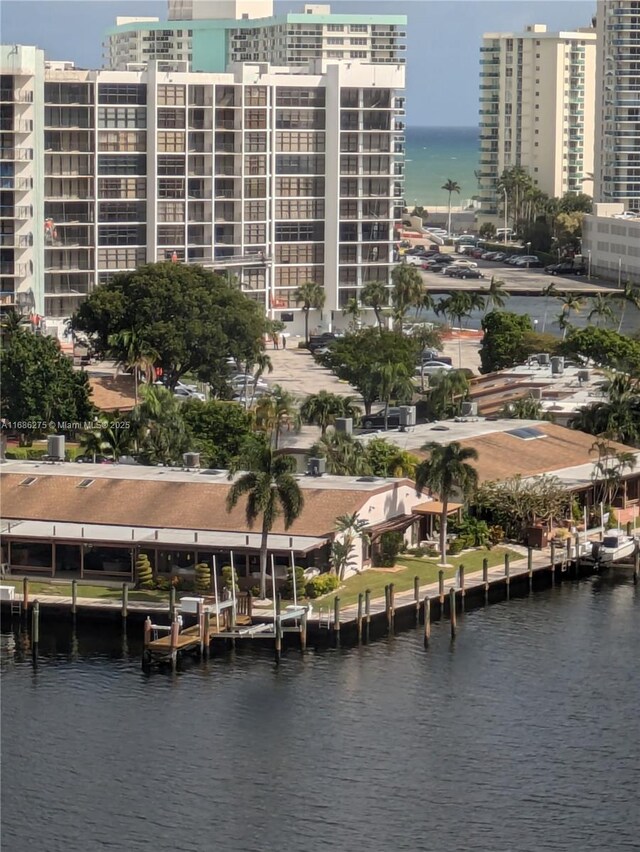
460;401;478;417
47;434;65;461
538;353;551;366
335;417;353;435
551;356;565;376
399;405;416;428
308;457;326;477
183;452;201;469
577;369;591;383
530;387;543;400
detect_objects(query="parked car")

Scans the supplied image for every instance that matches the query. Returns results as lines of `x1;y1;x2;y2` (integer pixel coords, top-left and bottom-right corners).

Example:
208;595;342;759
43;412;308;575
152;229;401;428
360;407;403;430
419;350;453;365
447;267;485;280
481;251;499;260
512;255;543;268
174;387;206;401
308;332;338;353
545;261;586;276
471;248;486;258
404;254;427;266
414;361;453;376
444;262;479;277
492;252;507;262
504;254;523;265
423;254;454;265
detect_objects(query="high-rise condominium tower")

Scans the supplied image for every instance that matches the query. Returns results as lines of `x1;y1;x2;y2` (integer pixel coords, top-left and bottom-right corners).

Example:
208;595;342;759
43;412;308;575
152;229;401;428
478;23;596;217
594;0;640;210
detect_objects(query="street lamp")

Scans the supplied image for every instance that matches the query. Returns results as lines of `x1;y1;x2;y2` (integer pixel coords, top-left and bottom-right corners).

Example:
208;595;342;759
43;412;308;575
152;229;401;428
502;187;508;243
587;249;592;279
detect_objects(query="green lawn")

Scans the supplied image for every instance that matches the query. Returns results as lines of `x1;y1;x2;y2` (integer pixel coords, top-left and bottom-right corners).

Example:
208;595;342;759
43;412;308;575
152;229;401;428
310;546;521;610
3;579;168;603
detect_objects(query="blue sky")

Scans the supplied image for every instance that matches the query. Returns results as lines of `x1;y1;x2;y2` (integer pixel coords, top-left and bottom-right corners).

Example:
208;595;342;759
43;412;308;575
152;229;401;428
1;0;595;126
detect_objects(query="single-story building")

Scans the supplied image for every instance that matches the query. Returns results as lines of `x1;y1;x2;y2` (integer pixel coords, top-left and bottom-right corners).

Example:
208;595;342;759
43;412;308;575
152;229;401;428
0;460;426;582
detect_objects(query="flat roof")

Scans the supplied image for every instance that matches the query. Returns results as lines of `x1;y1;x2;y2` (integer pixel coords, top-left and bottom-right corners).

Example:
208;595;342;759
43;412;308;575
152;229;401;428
106;12;406;34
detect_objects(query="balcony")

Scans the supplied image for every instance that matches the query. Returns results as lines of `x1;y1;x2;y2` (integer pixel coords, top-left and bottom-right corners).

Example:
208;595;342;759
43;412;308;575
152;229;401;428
0;262;28;276
0;233;32;248
0;119;32;133
0;89;33;103
0;147;33;161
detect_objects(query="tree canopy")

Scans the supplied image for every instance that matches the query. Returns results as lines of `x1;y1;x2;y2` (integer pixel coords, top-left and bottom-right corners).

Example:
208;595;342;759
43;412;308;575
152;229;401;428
181;399;255;468
321;328;418;413
72;262;266;389
1;328;94;433
560;327;640;374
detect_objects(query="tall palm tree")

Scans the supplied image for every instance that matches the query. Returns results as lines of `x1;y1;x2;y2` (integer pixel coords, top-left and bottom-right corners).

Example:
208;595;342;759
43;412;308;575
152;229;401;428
415;289;436;320
558;292;583;339
79;429;107;463
227;441;303;599
108;328;159;406
300;391;360;436
616;280;640;334
342;296;362;331
361;281;388;332
254;384;300;449
587;293;615;328
482;276;508;314
131;384;188;465
441;178;461;236
311;431;372;476
415;441;479;567
436;292;476;366
427;370;470;419
333;513;370;579
570;374;640;447
391;263;423;330
294;281;326;346
373;361;414;431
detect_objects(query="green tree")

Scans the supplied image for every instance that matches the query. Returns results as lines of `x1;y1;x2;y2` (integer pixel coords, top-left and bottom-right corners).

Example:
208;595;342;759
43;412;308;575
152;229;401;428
365;437;418;478
441;178;461;236
300;391;360;436
322;328;418;414
569;374;640;447
590;439;637;507
254;384;300;449
226;440;304;599
558;292;584;339
72;262;265;390
310;431;372;476
560;327;640;373
479;311;533;373
425;370;470;420
498;166;534;227
108;327;159;405
0;327;94;440
500;395;549;420
557;192;592;214
99;413;134;461
294;281;326;345
479;222;496;239
476;475;571;539
131;384;189;465
391;263;423;330
520;218;553;253
541;282;560;334
79;428;108;463
332;512;370;579
555;211;584;252
342;296;362;331
361;281;389;331
181;399;254;468
482;276;508;313
587;294;615;328
615;280;640;334
372;360;414;430
415;442;479;567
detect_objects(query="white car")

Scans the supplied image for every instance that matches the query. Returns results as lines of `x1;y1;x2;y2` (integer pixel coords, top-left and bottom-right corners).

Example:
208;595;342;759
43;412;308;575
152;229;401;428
414;361;453;376
174;387;206;402
404;255;426;266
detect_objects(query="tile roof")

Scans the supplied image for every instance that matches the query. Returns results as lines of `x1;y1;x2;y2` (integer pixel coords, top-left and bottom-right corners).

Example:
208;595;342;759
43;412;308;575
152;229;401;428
0;473;400;538
88;375;136;412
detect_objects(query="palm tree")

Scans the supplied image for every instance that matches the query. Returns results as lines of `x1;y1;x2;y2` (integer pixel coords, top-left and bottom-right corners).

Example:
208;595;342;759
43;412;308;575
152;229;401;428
441;179;461;236
426;370;470;419
541;282;559;333
99;416;134;461
131;384;188;465
311;431;372;476
482;276;508;314
300;391;360;436
558;292;583;339
361;281;388;332
415;289;435;320
294;281;326;346
587;293;615;328
254;384;300;449
0;308;30;339
226;441;303;599
373;361;414;431
415;441;479;567
333;513;370;579
391;264;423;330
436;292;475;366
108;328;159;406
616;280;640;334
501;395;548;420
342;296;362;331
79;429;107;463
570;374;640;447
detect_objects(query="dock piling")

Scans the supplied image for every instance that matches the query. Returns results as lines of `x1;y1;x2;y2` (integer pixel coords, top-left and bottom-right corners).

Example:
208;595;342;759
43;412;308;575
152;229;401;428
169;586;176;621
364;589;371;641
357;593;364;643
449;588;457;639
438;570;445;605
333;596;341;647
121;583;128;619
22;577;29;613
423;596;431;648
275;593;282;662
458;564;465;598
203;609;211;658
170;618;179;671
504;553;510;592
527;547;533;591
71;579;77;616
300;607;308;653
414;576;420;623
197;600;204;657
388;582;395;631
482;558;489;601
634;544;639;586
31;599;40;658
550;539;556;585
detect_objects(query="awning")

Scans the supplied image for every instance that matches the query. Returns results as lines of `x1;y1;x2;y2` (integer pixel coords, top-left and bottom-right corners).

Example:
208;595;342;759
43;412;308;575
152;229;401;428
366;514;418;540
413;501;463;516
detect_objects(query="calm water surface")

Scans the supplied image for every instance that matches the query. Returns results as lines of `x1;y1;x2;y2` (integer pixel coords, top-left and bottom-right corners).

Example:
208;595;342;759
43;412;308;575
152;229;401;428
2;573;639;852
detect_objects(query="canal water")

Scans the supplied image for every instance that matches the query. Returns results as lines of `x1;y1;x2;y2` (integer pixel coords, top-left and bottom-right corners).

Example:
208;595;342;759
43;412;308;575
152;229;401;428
2;571;639;852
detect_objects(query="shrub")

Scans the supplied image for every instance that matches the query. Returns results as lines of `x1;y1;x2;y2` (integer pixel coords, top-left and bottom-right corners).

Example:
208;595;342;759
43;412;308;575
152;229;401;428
305;573;340;599
195;562;211;595
249;585;260;598
135;553;154;589
488;525;505;546
374;531;405;567
282;565;305;599
155;576;171;591
447;538;465;556
171;575;195;593
221;566;239;595
455;516;491;548
407;546;427;558
427;547;439;558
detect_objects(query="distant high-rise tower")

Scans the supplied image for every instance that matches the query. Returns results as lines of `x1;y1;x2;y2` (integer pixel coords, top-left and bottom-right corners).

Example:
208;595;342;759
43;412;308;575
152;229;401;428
594;0;640;210
168;0;274;20
478;23;596;217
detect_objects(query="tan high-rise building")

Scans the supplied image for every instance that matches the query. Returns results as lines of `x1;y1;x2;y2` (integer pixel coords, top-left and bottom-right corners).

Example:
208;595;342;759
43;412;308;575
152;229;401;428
478;23;596;217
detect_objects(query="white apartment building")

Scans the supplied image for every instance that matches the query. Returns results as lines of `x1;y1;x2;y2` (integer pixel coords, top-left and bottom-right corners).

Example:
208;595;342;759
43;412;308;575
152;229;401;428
0;51;405;329
478;24;596;217
582;205;640;285
0;45;45;315
104;4;406;73
594;0;640;211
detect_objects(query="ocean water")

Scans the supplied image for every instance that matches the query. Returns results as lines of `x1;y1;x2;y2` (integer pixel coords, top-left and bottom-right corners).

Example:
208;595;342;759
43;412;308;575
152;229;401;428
405;126;479;208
